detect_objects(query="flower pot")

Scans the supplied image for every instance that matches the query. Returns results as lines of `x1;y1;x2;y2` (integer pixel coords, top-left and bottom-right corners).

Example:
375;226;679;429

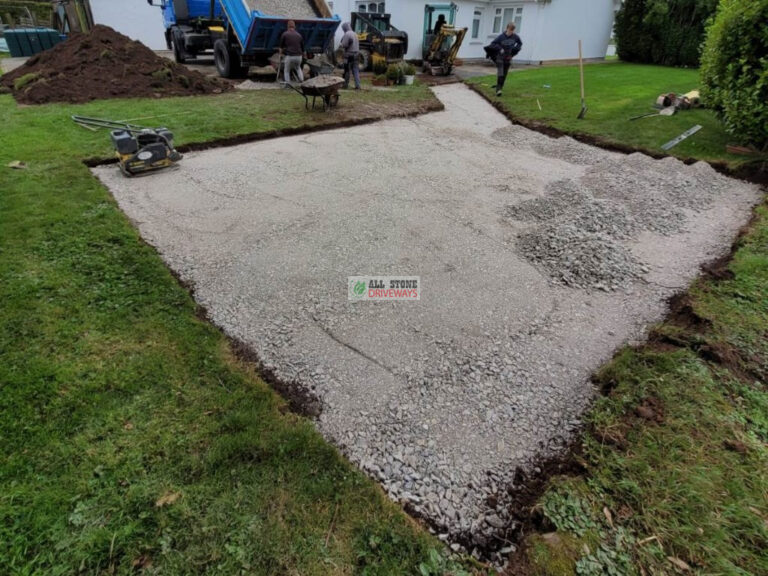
404;75;414;85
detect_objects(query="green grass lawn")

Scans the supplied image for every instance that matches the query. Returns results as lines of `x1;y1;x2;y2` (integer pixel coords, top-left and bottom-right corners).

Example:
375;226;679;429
475;63;768;576
0;86;472;575
467;62;751;170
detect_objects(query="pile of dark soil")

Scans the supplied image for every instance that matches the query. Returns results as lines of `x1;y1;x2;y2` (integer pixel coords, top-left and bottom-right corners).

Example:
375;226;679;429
0;25;231;104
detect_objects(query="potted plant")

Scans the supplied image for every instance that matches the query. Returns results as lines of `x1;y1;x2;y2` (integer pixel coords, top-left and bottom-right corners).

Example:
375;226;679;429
402;63;416;85
385;63;401;86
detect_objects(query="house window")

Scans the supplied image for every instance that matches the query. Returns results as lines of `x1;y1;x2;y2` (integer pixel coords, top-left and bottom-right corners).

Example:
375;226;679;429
492;8;501;34
493;6;523;34
472;9;482;39
356;1;383;12
502;6;523;33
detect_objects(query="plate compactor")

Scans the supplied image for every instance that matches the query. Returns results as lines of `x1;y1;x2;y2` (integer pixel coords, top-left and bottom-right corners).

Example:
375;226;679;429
72;116;182;176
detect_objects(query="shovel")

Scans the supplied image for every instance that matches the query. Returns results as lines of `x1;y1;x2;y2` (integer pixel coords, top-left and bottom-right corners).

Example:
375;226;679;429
577;40;587;119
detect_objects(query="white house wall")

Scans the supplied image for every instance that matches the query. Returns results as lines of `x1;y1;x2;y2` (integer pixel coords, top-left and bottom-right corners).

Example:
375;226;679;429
89;0;168;50
527;0;615;61
330;0;615;62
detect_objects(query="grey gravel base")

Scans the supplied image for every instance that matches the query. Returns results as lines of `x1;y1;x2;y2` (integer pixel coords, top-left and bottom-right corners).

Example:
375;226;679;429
93;85;761;566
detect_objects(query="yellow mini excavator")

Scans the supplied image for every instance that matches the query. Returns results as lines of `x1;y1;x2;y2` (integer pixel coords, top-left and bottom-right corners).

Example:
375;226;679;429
422;23;466;76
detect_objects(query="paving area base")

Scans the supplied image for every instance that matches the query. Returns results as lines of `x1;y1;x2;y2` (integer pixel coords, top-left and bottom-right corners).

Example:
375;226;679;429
93;84;761;563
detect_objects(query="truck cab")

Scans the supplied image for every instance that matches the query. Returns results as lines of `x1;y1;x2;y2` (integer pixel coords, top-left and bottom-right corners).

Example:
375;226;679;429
147;0;225;63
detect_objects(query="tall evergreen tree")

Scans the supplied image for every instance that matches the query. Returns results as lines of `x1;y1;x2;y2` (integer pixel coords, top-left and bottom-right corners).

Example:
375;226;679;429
615;0;719;67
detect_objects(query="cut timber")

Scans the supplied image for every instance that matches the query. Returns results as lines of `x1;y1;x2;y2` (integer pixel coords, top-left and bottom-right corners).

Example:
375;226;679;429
245;0;324;18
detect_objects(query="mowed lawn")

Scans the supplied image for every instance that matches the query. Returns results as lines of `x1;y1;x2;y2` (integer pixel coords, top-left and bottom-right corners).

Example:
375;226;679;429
0;86;469;575
467;63;768;576
468;62;752;169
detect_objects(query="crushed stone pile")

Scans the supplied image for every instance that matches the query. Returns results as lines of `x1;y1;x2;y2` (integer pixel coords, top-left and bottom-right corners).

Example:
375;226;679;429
246;0;319;18
518;223;642;290
492;125;613;166
495;128;742;290
503;180;590;222
503;180;642;289
0;25;231;104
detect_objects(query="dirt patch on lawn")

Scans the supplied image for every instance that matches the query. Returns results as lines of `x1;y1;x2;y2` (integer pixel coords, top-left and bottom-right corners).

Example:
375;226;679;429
83;97;444;167
0;25;231;104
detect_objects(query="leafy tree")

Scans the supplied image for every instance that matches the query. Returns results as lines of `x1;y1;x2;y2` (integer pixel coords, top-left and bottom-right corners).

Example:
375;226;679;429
700;0;768;148
615;0;719;67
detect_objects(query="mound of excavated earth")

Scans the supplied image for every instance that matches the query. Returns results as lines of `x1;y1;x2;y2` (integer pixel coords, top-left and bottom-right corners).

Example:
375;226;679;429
93;85;762;566
0;25;230;104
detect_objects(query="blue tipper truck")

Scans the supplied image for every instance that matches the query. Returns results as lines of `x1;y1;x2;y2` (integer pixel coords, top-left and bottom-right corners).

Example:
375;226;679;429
147;0;340;78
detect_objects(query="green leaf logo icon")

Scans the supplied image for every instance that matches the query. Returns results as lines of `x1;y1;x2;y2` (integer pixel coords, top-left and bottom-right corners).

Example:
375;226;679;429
353;280;366;296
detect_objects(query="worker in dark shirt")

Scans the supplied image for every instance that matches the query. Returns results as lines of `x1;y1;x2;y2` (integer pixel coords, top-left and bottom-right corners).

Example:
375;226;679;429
339;22;361;89
490;22;522;97
433;14;446;35
279;20;305;84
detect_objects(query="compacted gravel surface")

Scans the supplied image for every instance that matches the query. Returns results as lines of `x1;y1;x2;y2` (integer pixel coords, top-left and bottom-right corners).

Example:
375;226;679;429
94;85;761;565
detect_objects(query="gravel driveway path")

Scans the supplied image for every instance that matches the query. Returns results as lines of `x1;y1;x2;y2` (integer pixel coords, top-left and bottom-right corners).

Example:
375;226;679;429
94;84;761;561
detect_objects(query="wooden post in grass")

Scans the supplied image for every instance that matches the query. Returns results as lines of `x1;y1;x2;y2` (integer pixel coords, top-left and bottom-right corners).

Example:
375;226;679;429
577;39;587;119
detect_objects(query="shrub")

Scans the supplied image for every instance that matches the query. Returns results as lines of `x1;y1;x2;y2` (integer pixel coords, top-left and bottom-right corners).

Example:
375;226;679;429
372;56;388;75
403;63;416;76
385;63;402;82
700;0;768;148
615;0;719;67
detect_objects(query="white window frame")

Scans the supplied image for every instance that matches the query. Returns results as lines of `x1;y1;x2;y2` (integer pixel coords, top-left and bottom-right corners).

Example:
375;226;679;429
491;4;523;36
471;8;483;40
355;1;384;13
492;8;502;34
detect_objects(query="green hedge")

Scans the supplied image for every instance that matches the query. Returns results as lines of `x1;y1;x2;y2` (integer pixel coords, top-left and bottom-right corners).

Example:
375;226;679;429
700;0;768;148
615;0;719;67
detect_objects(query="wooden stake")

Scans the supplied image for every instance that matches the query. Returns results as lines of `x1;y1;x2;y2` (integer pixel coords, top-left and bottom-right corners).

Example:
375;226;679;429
577;39;587;119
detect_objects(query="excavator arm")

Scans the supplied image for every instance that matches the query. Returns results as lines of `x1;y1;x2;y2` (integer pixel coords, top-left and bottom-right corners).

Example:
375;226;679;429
423;24;466;76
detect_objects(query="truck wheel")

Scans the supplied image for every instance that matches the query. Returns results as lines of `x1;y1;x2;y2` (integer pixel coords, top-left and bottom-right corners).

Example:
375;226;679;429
214;39;246;78
171;28;187;64
172;38;186;64
358;50;370;71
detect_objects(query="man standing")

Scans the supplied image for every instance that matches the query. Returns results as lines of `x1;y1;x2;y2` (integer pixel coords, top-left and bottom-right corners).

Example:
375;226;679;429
490;22;522;97
339;22;361;90
279;20;304;84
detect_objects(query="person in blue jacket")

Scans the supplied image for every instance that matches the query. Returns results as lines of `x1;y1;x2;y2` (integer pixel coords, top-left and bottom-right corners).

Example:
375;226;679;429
490;22;522;97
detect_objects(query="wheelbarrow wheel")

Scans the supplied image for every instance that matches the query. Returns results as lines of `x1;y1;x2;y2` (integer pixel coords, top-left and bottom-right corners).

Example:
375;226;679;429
328;93;339;108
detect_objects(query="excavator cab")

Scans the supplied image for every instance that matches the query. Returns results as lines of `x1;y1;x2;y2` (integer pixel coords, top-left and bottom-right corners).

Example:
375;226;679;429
421;3;465;75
